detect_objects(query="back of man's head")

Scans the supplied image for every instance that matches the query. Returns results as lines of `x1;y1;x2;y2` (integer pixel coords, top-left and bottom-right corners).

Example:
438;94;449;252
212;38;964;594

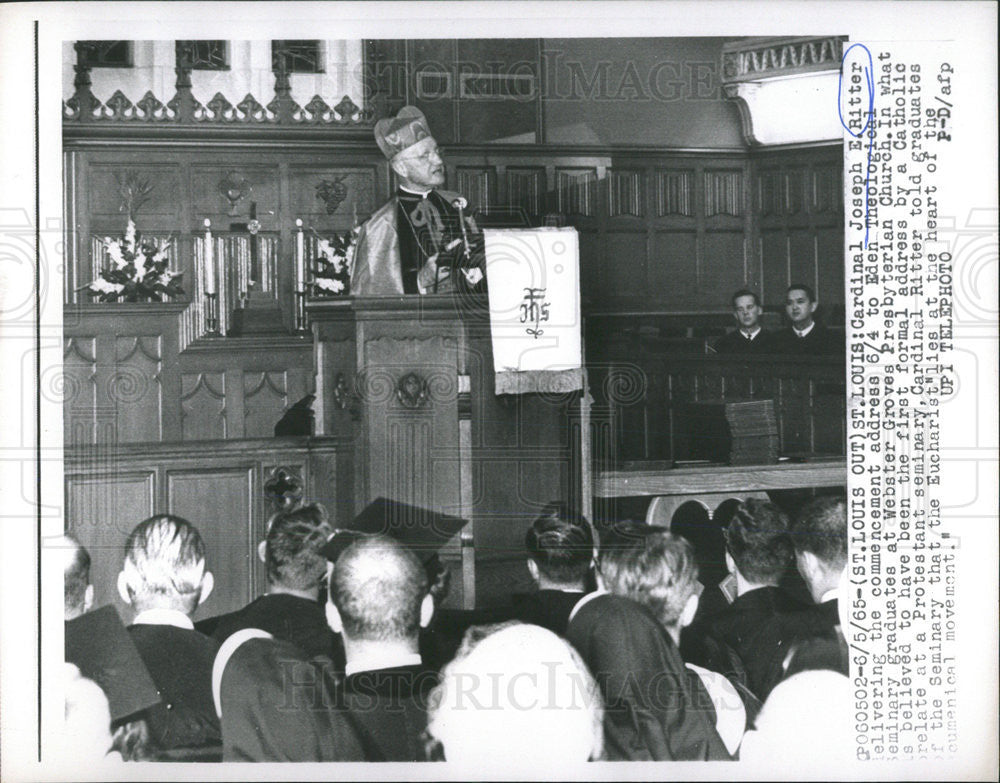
330;535;428;642
791;496;847;570
725;500;794;585
264;504;331;591
599;524;700;631
790;496;848;601
525;503;594;588
60;534;93;620
120;515;208;615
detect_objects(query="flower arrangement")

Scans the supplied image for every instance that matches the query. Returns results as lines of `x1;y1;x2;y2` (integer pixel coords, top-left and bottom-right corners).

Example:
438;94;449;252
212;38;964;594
84;220;184;302
309;228;358;296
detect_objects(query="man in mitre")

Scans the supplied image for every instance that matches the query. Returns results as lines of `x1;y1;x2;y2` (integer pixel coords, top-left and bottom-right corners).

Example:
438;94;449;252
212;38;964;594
350;105;484;296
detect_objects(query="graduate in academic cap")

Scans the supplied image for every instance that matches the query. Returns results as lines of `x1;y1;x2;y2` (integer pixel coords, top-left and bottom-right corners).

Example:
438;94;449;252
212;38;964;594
350;105;485;295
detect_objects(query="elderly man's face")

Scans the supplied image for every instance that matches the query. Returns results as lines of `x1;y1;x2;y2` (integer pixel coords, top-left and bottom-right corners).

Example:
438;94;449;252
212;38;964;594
785;288;817;328
394;137;445;189
733;294;762;330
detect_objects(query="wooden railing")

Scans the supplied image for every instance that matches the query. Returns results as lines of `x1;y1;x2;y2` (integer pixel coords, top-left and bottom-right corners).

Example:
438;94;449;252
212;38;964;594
587;351;846;467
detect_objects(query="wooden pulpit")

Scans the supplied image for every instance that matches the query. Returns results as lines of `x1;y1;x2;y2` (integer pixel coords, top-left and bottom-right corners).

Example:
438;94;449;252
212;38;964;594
308;294;586;609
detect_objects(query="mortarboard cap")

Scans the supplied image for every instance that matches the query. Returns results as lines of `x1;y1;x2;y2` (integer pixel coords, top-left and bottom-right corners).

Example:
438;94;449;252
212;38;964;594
65;604;161;723
321;497;468;566
374;105;433;160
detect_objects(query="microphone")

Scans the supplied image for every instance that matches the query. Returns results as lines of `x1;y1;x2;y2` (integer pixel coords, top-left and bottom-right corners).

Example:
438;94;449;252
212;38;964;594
451;197;468;210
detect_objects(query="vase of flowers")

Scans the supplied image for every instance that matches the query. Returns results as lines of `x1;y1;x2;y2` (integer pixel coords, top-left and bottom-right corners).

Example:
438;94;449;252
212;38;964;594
308;228;357;296
83;220;184;302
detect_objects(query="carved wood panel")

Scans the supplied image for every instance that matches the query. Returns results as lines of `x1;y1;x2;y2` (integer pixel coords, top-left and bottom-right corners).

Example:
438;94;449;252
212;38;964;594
704;169;744;217
181;372;227;440
608;168;644;218
555;168;598;217
63;337;98;447
655;169;694;217
112;336;163;443
244;372;288;438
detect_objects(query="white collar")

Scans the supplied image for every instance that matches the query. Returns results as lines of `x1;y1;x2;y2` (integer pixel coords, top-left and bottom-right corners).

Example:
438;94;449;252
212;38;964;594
567;589;607;625
132;608;194;630
740;326;762;340
399;185;432;197
793;321;816;337
345;650;422;677
820;588;840;604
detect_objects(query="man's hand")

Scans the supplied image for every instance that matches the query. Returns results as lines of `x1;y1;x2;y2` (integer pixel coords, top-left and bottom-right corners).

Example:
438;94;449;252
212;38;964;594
461;267;484;286
417;252;450;290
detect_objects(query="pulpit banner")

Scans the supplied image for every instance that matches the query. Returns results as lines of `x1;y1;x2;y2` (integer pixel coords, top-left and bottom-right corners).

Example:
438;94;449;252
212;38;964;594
484;228;584;395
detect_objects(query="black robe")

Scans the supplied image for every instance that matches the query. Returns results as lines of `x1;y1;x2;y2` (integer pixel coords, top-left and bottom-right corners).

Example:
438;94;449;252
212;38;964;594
772;323;842;355
713;329;776;355
204;593;338;662
566;593;732;761
683;585;810;702
333;664;438;762
127;623;221;751
218;635;364;762
510;589;587;637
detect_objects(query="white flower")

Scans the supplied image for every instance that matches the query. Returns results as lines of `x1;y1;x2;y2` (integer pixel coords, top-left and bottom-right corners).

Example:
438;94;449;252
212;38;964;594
316;239;334;258
89;278;124;295
134;255;150;283
106;241;126;269
315;277;345;293
124;220;136;251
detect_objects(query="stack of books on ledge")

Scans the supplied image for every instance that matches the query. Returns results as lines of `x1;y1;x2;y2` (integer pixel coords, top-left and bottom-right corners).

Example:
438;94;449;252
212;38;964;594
685;399;779;466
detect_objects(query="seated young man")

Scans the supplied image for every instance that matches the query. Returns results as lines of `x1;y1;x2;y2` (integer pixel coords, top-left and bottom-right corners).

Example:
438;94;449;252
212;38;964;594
772;283;841;354
682;499;810;702
205;504;337;661
713;289;775;354
511;503;594;636
117;515;221;754
567;523;737;761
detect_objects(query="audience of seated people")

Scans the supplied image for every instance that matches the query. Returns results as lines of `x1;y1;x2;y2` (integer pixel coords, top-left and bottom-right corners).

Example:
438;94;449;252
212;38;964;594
64;492;849;765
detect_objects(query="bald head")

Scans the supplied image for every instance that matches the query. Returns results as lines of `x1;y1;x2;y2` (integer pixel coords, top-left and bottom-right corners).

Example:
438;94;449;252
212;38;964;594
329;535;429;642
58;535;93;620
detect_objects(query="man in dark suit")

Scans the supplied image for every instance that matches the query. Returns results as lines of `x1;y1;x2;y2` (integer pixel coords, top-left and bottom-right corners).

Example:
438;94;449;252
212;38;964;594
773;284;840;354
117;514;221;753
713;289;775;354
510;503;594;636
682;499;810;702
204;504;337;661
325;535;438;761
756;496;849;693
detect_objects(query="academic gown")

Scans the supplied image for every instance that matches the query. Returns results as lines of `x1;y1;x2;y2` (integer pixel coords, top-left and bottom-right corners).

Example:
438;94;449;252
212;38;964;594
772;323;842;355
218;635;363;762
566;593;732;761
127;624;221;751
754;598;845;700
712;329;776;355
204;593;338;662
333;664;438;762
510;589;587;637
683;585;810;702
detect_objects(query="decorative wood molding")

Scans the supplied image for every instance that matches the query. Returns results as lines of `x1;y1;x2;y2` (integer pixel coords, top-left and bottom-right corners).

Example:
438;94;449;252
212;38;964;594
396;372;430;409
721;37;847;83
263;465;304;511
655;170;694;217
608;169;644;218
555;168;598;217
703;170;744;217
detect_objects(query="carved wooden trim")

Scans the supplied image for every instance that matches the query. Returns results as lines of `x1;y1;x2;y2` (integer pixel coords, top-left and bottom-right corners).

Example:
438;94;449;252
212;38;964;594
654;170;693;217
703;170;744;217
555;168;597;217
721;36;847;83
608;169;644;218
456;167;496;212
